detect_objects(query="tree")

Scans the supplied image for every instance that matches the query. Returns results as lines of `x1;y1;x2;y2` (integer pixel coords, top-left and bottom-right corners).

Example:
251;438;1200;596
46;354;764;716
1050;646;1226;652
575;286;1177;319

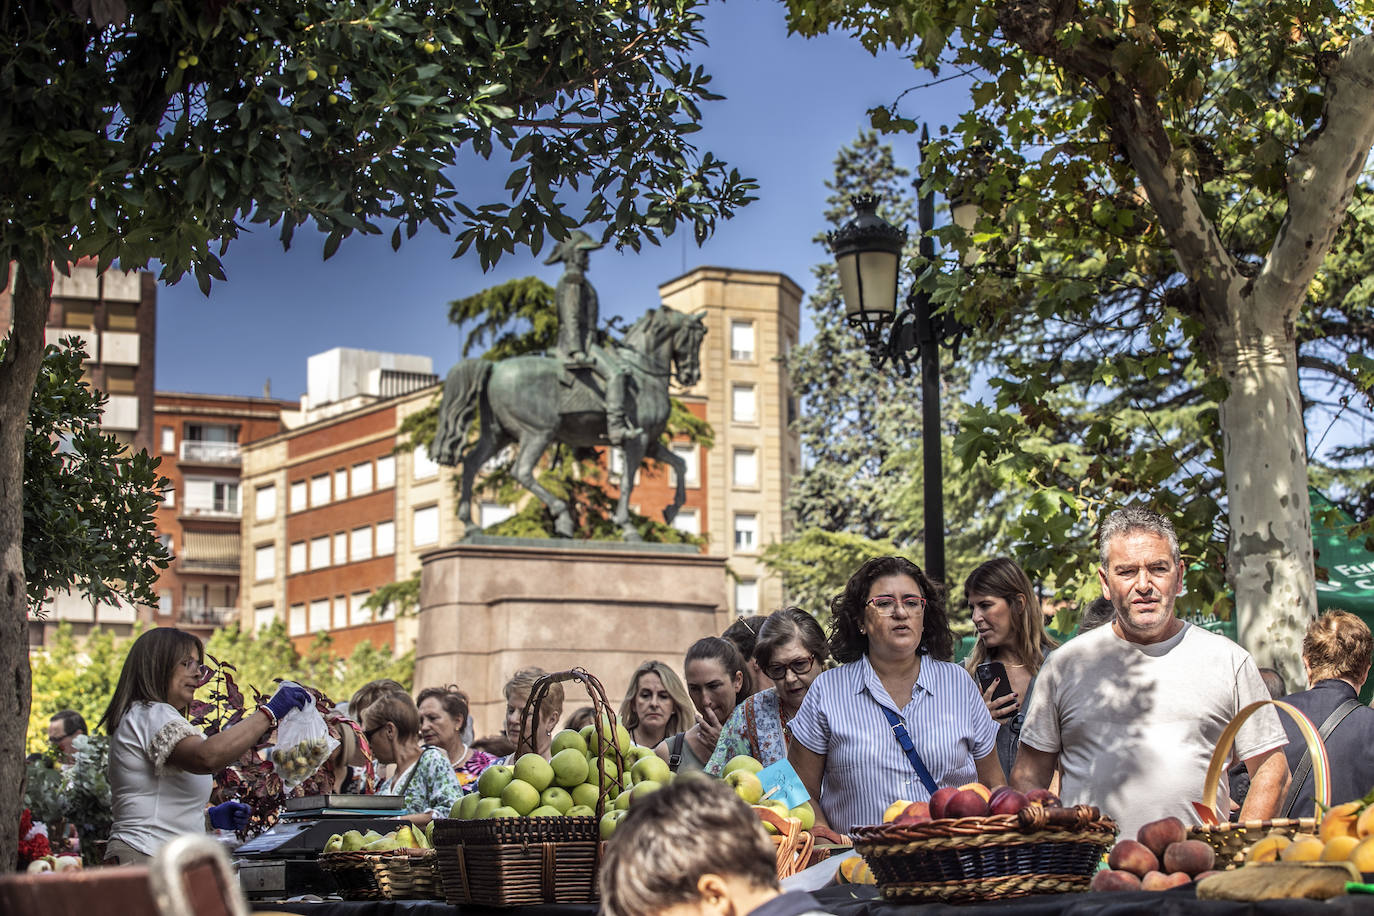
1;0;751;862
787;0;1374;680
27;623;139;755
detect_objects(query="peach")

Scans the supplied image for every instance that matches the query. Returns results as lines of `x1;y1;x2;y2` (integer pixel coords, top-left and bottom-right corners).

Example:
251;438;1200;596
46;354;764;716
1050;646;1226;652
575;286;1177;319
1140;870;1191;891
1279;835;1325;862
1024;788;1061;807
1357;805;1374;839
1321;835;1360;861
883;799;913;823
1137;816;1188;859
957;782;991;803
900;801;931;820
1245;834;1291;863
1090;869;1142;892
988;789;1028;816
1161;839;1215;876
1319;801;1362;842
1349;836;1374;872
1107;839;1160;878
928;787;959;820
945;789;990;819
1194;870;1221;881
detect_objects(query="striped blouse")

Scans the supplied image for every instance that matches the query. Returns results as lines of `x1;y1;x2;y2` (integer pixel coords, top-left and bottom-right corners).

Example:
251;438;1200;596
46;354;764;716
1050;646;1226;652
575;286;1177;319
789;654;998;831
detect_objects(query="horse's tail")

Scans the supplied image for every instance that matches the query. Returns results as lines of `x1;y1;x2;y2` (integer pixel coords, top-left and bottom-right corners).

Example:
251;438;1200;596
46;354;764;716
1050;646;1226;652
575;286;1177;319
432;359;492;465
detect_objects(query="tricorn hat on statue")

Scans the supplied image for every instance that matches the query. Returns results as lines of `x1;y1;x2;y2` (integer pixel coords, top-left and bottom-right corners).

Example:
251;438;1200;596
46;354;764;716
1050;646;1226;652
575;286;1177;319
543;230;603;265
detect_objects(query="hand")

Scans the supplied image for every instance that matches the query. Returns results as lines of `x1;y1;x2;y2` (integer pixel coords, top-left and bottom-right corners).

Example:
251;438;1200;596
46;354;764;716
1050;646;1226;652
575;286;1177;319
695;706;724;747
208;800;251;831
980;680;1020;724
265;682;312;722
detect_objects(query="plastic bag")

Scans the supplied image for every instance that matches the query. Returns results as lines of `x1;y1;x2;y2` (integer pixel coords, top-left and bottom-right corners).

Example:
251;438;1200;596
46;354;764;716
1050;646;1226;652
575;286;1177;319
267;686;339;790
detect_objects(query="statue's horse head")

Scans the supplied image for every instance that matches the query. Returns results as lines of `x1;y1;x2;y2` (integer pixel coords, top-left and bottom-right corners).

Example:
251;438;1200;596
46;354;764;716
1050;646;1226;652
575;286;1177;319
625;307;708;387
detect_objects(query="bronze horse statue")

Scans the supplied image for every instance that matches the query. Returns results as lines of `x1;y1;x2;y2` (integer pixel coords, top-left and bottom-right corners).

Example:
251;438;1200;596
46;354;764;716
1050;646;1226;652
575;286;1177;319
432;306;707;540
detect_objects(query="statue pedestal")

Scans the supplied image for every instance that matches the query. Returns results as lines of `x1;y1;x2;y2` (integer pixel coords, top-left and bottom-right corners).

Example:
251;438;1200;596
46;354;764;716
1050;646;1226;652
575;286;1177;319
415;536;730;736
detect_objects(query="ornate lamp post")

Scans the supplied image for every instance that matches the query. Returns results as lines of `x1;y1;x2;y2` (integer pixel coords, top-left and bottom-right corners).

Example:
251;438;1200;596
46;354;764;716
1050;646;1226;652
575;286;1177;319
826;136;979;584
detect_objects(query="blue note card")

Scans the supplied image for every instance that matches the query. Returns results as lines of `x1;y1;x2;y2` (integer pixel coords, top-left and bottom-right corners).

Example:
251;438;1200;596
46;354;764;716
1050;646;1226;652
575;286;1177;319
756;759;811;809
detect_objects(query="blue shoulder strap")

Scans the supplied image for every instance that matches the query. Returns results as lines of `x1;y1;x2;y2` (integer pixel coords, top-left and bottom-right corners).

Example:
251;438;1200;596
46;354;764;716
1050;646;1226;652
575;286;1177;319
877;705;939;796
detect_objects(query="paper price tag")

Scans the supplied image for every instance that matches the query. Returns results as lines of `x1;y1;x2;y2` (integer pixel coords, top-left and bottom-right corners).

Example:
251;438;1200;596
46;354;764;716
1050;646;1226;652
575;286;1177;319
756;759;811;809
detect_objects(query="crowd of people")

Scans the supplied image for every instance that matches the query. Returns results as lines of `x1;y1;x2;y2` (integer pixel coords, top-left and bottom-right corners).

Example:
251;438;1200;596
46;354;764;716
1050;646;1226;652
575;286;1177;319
84;506;1374;872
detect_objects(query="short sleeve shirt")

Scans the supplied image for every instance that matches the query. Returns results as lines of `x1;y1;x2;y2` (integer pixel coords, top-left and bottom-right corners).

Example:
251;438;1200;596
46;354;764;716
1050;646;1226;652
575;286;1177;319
790;655;998;831
108;702;211;856
382;746;465;818
1019;621;1286;839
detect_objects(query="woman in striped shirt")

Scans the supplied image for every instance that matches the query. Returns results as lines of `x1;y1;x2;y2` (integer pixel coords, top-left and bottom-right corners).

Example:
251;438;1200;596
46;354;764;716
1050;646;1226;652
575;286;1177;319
789;556;1003;832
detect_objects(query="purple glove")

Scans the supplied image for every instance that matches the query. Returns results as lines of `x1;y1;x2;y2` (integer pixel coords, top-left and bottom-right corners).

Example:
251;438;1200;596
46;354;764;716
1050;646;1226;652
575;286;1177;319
208;801;251;831
264;683;312;722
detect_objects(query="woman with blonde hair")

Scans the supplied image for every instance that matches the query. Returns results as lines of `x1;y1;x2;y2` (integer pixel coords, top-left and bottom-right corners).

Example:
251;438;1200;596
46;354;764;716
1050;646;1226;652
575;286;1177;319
619;661;692;749
963;557;1058;774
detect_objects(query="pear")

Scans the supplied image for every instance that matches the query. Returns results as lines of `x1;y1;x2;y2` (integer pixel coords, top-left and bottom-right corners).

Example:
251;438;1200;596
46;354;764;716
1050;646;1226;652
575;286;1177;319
362;830;383;844
324;833;344;853
364;836;401;851
424;822;434;846
395;825;416;849
340;830;366;852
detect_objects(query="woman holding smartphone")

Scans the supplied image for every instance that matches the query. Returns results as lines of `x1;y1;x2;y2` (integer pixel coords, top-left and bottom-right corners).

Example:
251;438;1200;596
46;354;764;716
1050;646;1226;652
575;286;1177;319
963;558;1058;774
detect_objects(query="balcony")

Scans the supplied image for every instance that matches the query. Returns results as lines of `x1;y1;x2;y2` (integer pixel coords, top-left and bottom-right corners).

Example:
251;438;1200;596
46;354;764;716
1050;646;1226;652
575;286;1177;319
180;606;238;628
180;440;241;465
180;502;241;520
100;330;140;366
177;531;240;574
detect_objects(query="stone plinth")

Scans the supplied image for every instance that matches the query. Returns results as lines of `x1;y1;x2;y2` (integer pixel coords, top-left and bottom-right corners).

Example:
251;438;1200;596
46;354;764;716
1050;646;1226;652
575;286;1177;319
415;536;729;736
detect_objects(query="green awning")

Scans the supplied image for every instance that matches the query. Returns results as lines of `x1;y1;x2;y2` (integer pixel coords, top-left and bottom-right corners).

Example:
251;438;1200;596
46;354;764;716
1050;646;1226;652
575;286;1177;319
1312;489;1374;616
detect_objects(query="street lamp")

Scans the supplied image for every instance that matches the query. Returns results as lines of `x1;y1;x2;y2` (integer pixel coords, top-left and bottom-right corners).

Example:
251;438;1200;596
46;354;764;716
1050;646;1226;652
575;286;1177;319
826;133;980;584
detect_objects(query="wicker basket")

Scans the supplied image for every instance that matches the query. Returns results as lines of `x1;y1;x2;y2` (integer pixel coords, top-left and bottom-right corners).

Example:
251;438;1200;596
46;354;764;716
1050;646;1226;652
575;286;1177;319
752;806;813;880
318;850;383;900
370;849;444;900
431;668;620;906
1187;699;1329;869
850;804;1117;904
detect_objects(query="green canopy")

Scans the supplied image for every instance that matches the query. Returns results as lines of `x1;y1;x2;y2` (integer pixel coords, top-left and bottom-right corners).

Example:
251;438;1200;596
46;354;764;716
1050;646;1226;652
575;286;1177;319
1312;489;1374;618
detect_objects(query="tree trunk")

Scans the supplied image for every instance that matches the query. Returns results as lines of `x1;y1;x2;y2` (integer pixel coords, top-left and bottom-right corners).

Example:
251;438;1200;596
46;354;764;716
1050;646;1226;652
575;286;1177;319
1215;290;1313;687
0;260;52;869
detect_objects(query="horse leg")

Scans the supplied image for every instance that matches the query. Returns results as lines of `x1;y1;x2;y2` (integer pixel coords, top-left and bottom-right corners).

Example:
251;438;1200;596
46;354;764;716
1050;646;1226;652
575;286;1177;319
457;429;505;532
614;437;648;541
647;439;688;525
511;430;575;538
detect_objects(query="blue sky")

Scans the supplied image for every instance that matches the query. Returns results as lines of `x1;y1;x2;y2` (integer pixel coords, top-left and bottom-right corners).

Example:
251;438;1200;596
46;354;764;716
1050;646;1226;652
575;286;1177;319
154;1;976;399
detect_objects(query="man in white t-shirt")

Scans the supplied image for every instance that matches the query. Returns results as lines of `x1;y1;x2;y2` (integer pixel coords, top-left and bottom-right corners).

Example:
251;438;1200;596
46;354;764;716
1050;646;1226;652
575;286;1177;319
1011;507;1289;839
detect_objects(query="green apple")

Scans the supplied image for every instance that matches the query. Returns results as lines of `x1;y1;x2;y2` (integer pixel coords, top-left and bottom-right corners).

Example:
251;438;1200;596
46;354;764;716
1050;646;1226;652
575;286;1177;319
625;744;654;765
758;798;789;834
590;713;632;757
477;764;514;798
540;786;574;814
789;801;816;831
599;809;626;839
489;805;521;819
571;782;601;810
721;755;763;777
630;754;672;786
630;780;663;804
453;792;481;819
551;728;588;756
579;724;595;746
723;769;763;805
514;753;555;792
591;756;619;789
529;805;564;817
501;778;542;815
550;748;590;788
474;797;503;818
614;789;632;811
567;804;596;818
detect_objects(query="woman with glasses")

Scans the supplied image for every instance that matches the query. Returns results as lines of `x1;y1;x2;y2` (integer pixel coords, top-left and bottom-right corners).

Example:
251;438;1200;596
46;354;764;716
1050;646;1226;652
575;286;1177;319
788;557;1004;832
361;692;464;824
962;558;1058;774
705;607;829;775
655;637;750;773
100;628;311;864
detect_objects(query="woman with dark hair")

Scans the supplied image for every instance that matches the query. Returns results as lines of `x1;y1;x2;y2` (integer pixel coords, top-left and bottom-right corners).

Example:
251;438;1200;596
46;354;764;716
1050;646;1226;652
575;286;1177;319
706;607;829;775
722;615;771;695
789;557;1003;832
100;628;311;864
654;637;750;772
962;557;1059;773
416;685;497;790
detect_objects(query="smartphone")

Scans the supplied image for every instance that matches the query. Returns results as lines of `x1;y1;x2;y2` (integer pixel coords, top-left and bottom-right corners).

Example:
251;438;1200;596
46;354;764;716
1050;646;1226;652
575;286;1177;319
976;661;1015;703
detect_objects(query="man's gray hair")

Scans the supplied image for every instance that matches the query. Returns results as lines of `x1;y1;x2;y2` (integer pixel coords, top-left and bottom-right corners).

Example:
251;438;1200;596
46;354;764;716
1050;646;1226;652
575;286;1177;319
1098;507;1180;566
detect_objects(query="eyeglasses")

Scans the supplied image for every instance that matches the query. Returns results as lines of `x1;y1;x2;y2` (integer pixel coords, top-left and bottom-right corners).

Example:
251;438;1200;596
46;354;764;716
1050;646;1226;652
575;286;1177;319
364;724;388;743
177;657;212;683
867;596;927;616
49;732;75;745
763;655;817;682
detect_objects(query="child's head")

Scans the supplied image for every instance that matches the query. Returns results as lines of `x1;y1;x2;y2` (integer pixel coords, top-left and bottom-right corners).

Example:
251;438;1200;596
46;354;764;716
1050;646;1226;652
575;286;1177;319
600;779;780;916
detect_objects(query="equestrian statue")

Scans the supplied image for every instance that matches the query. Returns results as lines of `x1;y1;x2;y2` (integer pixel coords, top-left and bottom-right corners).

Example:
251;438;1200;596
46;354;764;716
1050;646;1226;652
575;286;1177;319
431;231;708;541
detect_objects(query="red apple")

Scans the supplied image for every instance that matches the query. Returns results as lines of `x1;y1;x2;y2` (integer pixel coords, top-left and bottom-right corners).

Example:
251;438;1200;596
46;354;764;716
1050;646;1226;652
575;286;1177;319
945;789;990;819
928;787;959;819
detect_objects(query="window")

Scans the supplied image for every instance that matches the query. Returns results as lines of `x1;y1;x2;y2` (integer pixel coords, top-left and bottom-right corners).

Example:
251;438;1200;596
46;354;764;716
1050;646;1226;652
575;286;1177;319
350;526;372;562
158;591;172;617
735;579;759;615
288;603;307;636
376;454;396;489
730;320;755;360
333;532;348;566
479;502;515;528
185;478;239;514
290;480;307;513
413;505;439;547
350;590;372;626
310;536;330;570
160;426;175;453
670;443;700;488
254;604;275;633
310;473;330;507
734;512;758;550
351;461;373;495
309;598;330;632
289;541;307;575
413;445;439;480
334;595;349;629
254;544;275;581
186;423;234;443
162;485;175;508
731;383;757;422
255;484;276;520
376;520;395;556
672;508;700;536
733;448;758;487
335;468;349;501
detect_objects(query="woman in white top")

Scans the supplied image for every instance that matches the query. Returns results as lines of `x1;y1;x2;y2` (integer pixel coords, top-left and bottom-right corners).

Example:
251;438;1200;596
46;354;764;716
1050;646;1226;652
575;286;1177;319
99;628;310;864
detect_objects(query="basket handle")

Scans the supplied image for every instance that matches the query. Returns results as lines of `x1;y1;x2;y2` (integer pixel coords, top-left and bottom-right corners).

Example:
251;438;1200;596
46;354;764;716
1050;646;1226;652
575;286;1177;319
1197;699;1327;825
517;667;625;818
